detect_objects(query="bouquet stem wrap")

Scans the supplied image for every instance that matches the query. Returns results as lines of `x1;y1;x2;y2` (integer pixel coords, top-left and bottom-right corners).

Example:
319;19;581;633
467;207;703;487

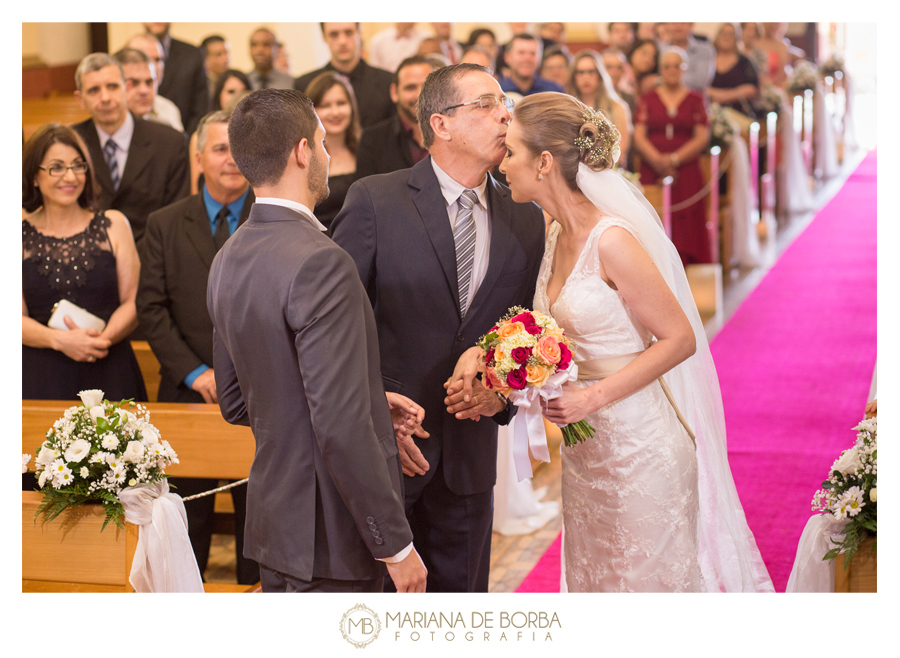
118;480;204;593
508;364;579;481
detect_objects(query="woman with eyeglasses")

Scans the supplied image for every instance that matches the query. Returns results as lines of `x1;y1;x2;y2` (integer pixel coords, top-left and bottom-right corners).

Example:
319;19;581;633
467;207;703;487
22;124;146;403
566;50;632;166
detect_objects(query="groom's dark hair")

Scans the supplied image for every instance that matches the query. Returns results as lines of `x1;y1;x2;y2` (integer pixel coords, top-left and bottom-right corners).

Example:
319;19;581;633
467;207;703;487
417;63;490;148
228;88;319;187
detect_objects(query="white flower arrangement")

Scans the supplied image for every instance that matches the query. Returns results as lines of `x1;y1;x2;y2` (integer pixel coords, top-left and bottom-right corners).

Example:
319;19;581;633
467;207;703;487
754;84;785;117
709;103;737;150
787;60;819;95
811;416;876;564
31;390;178;531
820;53;845;77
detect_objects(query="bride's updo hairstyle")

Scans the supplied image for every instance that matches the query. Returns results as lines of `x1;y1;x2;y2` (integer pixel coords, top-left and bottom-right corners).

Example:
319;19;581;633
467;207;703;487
511;92;621;191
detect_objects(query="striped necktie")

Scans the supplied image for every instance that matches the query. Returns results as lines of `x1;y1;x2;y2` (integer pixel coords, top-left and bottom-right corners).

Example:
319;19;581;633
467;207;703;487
454;189;478;317
103;139;120;192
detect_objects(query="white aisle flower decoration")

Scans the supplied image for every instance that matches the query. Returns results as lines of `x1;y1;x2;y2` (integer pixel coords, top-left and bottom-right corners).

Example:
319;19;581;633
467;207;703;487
32;391;179;530
811;416;877;564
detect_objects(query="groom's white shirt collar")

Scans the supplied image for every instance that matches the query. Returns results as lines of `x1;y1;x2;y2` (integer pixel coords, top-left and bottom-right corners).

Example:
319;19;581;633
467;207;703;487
255;197;328;232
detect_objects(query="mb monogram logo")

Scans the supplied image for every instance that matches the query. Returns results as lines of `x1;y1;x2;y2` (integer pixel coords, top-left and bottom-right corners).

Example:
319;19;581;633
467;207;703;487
340;604;382;648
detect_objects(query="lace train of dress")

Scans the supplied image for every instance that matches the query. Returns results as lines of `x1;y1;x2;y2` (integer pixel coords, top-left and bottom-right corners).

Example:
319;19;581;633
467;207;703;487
535;219;701;592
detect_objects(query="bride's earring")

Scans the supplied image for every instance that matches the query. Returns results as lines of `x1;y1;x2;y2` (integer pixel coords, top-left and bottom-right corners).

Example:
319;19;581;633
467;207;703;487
537;170;544;181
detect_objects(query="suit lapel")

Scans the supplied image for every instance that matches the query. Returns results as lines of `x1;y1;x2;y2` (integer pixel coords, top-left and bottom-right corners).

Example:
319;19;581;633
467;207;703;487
183;195;217;270
461;174;512;330
410;158;461;315
79;121;115;198
116;116;152;201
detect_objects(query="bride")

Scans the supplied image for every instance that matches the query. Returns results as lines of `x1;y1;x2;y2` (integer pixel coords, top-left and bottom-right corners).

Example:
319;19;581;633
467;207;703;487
495;92;772;592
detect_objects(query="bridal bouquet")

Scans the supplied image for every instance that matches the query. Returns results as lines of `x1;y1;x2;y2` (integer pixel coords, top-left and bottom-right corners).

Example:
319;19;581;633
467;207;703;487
811;416;877;564
30;390;178;531
478;307;594;455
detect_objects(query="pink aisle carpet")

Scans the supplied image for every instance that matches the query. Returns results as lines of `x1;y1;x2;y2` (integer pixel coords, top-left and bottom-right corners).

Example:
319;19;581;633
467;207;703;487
517;152;877;593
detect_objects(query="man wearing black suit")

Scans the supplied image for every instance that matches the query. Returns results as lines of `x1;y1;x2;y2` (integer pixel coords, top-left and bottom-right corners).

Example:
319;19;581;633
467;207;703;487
294;23;394;129
208;89;427;593
332;64;546;592
144;23;209;133
136;110;258;584
72;53;190;244
356;56;435;179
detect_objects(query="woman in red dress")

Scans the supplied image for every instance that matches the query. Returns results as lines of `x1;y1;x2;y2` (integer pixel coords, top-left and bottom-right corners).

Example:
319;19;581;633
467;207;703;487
634;47;711;265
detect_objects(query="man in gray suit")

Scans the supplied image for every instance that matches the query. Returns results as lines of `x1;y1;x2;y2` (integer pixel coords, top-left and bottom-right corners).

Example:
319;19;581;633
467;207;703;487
207;89;427;593
332;64;545;592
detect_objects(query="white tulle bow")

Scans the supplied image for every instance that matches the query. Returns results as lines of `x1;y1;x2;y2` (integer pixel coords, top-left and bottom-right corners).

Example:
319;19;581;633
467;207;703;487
508;363;579;482
118;480;204;593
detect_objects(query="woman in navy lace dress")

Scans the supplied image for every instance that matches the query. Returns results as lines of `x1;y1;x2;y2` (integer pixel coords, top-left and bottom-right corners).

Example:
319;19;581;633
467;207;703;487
22;124;146;402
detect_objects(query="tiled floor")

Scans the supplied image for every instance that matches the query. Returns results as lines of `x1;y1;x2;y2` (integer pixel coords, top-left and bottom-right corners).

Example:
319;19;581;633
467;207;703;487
205;148;867;592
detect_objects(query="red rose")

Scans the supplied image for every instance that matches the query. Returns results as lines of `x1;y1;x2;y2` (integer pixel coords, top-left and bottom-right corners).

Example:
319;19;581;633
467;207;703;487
507;366;528;390
511;311;537;328
511;346;532;365
557;343;572;370
485;348;495;366
524;324;544;335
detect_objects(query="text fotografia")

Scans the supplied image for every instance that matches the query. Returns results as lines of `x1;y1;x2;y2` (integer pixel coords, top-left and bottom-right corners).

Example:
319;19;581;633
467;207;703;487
386;611;560;642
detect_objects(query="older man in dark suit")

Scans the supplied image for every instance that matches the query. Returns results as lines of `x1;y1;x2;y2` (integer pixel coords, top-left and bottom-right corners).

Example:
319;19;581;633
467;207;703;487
143;23;209;133
208;89;427;593
136;110;257;585
355;56;435;179
72;53;189;244
332;64;546;592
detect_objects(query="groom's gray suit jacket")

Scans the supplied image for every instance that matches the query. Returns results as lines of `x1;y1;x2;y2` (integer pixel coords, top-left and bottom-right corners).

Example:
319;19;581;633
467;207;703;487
207;202;412;582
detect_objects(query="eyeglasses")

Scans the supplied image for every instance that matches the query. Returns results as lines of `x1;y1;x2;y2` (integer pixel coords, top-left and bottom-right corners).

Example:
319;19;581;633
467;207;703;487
39;162;89;177
442;94;515;114
573;69;600;76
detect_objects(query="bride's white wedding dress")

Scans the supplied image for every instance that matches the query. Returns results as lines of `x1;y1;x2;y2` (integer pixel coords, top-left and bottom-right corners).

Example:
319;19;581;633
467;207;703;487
534;164;774;593
535;219;702;592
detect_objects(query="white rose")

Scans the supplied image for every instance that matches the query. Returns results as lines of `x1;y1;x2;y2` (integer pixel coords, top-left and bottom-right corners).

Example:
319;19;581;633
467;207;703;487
116;408;129;424
123;440;145;463
23;454;31;474
832;447;862;475
139;425;160;445
78;389;104;408
870;487;877;503
38;470;52;488
89;405;106;423
37;446;59;465
64;439;91;463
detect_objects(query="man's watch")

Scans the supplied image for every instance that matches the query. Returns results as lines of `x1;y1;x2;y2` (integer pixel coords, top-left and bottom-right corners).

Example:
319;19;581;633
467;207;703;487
495;391;509;410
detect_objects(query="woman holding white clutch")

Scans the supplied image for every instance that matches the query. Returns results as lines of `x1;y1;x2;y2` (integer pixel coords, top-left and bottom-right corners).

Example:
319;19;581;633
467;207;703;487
22;124;146;402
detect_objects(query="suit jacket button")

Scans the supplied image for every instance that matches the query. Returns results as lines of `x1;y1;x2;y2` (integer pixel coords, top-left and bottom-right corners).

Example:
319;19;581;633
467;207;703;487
374;537;384;545
457;334;464;342
369;523;377;531
372;530;381;537
366;516;375;524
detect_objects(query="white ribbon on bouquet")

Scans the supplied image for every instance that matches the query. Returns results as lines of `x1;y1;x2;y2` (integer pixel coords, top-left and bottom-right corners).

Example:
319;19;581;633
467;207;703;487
118;480;204;593
508;363;579;482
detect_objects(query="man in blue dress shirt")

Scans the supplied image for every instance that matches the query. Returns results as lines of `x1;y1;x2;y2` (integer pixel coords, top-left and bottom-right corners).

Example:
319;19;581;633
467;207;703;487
499;33;564;97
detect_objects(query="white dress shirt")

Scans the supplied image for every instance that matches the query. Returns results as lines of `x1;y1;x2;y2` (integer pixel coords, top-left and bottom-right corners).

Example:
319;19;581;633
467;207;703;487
255;194;411;564
368;26;426;74
147;95;184;133
95;111;135;184
431;158;492;306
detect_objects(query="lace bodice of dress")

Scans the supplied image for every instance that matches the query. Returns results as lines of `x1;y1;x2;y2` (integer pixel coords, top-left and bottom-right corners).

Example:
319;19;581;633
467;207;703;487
534;218;652;360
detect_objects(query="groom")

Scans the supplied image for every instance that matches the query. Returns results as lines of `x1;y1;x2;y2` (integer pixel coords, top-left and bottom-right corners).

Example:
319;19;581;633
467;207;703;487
332;64;545;592
207;89;427;593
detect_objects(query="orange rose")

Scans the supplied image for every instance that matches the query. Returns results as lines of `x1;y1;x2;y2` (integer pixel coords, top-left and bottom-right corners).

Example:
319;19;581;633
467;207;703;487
497;321;527;339
536;335;561;364
526;364;553;387
485;367;510;395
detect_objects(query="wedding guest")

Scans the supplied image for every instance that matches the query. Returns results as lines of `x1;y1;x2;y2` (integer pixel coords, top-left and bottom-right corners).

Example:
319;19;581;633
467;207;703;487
755;22;806;88
368;23;427;75
461;45;496;73
500;33;564;96
740;22;769;83
191;71;251;193
72;53;190;244
356;56;436;179
634;47;711;265
22;124;146;402
602;49;636;116
636;22;657;41
607;22;636;52
432;22;463;64
136;110;258;585
114;47;183;133
629;38;660;96
709;23;760;118
294;23;394;129
540;45;571;89
246;27;293;90
305;72;361;230
142;23;208;134
664;22;716;93
538;22;567;52
466;27;499;62
201;35;230;102
274;41;290;74
566;50;631;166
